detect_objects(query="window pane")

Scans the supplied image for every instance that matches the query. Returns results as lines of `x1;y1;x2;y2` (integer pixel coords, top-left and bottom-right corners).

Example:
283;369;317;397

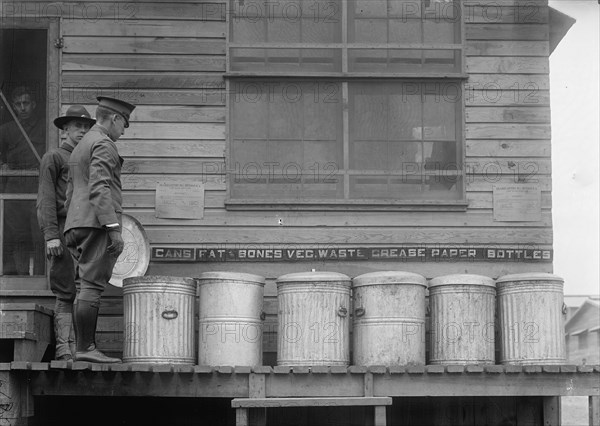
231;0;341;43
230;81;343;200
349;49;460;73
424;19;459;44
2;200;45;275
1;29;48;276
388;19;423;43
348;81;461;200
230;48;341;72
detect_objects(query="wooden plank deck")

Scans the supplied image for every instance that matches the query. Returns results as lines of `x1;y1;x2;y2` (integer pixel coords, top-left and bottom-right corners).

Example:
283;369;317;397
3;363;598;399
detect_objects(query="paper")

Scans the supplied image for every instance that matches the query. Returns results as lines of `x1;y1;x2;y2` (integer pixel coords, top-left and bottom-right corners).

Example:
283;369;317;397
493;184;542;222
155;181;204;219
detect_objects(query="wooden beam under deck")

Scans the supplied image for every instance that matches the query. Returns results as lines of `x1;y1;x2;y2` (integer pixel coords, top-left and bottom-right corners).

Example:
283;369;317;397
4;363;598;399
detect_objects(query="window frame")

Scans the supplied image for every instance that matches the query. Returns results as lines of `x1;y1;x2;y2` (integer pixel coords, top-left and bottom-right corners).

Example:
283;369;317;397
225;0;468;210
0;18;60;291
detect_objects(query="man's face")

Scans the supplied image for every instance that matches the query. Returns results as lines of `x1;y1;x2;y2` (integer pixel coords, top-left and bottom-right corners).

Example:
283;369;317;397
12;94;36;121
108;113;126;142
64;120;91;144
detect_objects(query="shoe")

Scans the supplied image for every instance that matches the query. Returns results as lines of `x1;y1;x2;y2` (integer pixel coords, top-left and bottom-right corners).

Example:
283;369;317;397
75;346;121;363
56;353;73;361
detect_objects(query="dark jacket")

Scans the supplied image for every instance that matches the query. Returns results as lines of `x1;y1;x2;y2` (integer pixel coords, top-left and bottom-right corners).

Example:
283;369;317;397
64;124;123;232
36;142;74;241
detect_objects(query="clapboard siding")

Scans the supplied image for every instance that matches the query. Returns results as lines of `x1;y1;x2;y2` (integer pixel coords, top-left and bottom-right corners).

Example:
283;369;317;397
466;140;551;157
466;57;549;74
119;174;552;192
119;157;551;175
63;37;226;55
466;41;549;56
466;108;551;123
63;72;225;88
121;190;553;211
62;88;226;106
143;228;552;245
124;209;553;228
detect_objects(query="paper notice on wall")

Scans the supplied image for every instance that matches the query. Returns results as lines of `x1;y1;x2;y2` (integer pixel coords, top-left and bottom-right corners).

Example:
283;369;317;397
493;184;542;222
155;181;204;219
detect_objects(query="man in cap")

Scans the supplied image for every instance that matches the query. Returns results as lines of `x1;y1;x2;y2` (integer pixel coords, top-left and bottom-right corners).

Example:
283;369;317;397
64;96;135;363
36;105;95;360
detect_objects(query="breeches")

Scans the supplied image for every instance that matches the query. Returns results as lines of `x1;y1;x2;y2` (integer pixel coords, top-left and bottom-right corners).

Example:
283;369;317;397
66;227;117;304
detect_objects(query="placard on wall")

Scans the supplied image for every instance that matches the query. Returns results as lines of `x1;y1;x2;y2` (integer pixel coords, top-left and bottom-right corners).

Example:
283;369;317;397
493;184;542;222
155;181;204;219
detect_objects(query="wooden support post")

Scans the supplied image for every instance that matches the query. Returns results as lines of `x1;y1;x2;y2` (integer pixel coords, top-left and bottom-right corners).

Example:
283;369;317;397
248;373;266;426
542;396;560;426
236;408;249;426
374;405;387;426
0;371;34;425
590;396;600;426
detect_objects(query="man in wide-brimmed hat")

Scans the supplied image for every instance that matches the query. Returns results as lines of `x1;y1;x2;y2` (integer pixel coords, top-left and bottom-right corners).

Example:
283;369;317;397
64;96;135;363
36;105;96;361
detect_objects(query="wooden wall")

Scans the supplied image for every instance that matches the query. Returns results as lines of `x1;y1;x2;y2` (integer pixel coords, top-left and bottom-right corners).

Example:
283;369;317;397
2;0;555;362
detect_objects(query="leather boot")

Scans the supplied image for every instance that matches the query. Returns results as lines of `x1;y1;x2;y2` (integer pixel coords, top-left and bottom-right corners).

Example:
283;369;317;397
54;313;73;361
68;320;77;357
74;300;121;363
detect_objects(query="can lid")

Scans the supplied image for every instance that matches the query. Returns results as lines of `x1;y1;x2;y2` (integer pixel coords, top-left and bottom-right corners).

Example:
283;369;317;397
123;275;196;286
429;274;495;288
196;271;266;284
276;271;351;284
352;271;427;288
496;272;564;284
109;214;151;288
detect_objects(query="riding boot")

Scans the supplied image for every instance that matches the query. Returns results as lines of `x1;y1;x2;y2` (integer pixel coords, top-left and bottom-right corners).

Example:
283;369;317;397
74;300;121;363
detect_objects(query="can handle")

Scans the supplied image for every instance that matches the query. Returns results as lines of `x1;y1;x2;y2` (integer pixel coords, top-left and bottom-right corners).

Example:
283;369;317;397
260;311;266;321
354;307;365;317
162;310;178;320
562;303;567;315
337;307;348;317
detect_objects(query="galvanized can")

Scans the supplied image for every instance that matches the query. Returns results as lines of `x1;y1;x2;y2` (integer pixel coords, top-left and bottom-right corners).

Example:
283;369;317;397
277;271;351;366
352;271;427;366
428;274;496;365
196;272;265;366
123;276;196;364
496;273;566;365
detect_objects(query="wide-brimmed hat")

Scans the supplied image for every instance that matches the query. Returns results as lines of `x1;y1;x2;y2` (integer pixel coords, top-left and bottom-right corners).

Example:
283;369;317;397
97;96;136;128
54;105;96;129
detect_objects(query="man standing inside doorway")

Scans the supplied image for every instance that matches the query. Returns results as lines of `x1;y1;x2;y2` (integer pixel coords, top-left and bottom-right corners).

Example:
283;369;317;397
0;86;46;275
64;96;135;363
37;105;95;361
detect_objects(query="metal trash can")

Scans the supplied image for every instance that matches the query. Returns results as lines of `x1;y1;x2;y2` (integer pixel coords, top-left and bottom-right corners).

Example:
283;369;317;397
123;276;196;364
428;274;496;365
496;273;566;365
352;271;427;366
196;272;265;366
277;271;351;366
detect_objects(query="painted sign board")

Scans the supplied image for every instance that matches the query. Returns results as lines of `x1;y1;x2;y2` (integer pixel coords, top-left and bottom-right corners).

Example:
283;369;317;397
151;246;553;262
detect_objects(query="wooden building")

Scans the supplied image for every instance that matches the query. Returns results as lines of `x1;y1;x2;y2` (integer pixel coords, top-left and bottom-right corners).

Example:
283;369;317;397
566;298;600;365
1;1;598;425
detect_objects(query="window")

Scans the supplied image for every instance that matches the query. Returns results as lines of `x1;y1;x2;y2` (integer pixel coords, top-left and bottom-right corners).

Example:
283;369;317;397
1;21;60;288
227;0;465;207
